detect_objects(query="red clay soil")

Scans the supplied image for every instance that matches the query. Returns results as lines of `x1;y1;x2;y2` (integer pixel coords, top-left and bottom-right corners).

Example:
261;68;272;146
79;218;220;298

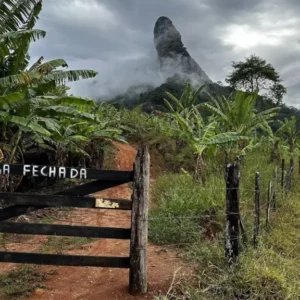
19;142;191;300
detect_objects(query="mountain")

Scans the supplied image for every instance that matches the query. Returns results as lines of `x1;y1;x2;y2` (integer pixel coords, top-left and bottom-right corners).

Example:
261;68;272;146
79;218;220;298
109;16;226;109
154;16;212;84
109;16;300;127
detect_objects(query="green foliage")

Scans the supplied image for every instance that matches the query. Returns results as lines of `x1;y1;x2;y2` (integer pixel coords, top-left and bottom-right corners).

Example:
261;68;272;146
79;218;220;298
0;1;43;34
204;91;279;136
0;1;125;193
164;82;205;117
0;266;46;299
277;116;300;155
225;54;286;104
150;152;300;299
40;236;96;254
149;172;223;245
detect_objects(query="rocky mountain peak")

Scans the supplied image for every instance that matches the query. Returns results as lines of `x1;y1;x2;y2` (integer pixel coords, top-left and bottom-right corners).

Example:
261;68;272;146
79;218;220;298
154;16;212;84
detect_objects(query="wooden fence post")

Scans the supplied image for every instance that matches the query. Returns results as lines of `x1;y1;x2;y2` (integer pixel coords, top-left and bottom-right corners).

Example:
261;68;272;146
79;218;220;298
266;181;272;230
129;146;150;294
281;158;285;194
239;216;248;249
225;163;240;263
285;158;293;193
273;167;277;210
253;172;260;249
289;157;294;191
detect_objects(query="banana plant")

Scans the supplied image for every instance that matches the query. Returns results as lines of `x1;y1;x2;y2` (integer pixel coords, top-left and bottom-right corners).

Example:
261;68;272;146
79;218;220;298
276;116;300;168
170;108;248;183
164;83;205;119
203;91;279;160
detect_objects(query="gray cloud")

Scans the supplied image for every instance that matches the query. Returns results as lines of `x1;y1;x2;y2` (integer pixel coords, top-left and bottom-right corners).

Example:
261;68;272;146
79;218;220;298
29;0;300;106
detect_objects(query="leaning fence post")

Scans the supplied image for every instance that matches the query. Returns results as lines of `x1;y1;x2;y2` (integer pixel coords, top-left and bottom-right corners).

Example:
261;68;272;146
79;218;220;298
129;146;150;294
273;167;277;210
225;163;240;263
289;157;294;191
281;158;285;194
266;181;272;230
253;172;260;249
285;158;293;193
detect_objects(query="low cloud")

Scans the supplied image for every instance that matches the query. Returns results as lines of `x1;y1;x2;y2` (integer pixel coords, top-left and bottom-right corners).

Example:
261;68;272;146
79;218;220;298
29;0;300;107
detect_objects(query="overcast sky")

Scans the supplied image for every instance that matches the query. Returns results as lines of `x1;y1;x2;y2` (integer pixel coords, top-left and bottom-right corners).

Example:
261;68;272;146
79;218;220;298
29;0;300;107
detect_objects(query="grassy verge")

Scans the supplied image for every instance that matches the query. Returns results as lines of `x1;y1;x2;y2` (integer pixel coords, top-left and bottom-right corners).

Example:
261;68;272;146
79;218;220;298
0;266;47;299
149;152;300;299
39;236;96;254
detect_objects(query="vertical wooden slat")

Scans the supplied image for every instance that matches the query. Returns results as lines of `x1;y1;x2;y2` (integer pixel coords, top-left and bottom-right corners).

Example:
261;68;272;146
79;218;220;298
239;216;248;249
225;163;240;263
253;172;260;249
281;158;285;193
266;181;272;229
273;167;277;210
288;157;294;192
129;146;150;294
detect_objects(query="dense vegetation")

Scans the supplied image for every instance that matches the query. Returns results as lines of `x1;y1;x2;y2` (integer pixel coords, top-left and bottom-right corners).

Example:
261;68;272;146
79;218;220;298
0;0;127;192
2;1;300;299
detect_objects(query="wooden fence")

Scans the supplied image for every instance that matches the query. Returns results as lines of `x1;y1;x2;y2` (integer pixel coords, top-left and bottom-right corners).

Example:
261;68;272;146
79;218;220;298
225;157;294;263
0;146;150;294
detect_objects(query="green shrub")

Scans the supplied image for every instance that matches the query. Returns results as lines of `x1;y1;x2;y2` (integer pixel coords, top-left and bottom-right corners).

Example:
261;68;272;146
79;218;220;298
0;266;46;298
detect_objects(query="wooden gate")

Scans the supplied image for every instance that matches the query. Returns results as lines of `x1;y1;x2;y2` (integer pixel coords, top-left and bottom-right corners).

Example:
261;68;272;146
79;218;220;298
0;146;149;294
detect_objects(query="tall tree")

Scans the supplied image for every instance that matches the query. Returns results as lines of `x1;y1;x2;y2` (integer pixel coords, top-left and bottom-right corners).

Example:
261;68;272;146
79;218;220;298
225;54;286;104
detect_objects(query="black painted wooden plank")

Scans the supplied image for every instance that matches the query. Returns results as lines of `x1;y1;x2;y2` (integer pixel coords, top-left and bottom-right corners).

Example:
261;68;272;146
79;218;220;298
0;164;133;181
56;180;127;196
0;223;131;239
0;193;132;210
0;252;130;268
0;205;39;221
0;179;129;221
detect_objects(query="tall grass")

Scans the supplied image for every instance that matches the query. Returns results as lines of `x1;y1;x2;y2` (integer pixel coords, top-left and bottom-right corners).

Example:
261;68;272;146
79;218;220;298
149;151;300;299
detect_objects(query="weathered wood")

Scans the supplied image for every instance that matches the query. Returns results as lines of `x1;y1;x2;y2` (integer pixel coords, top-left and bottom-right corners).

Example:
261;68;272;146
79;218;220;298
0;205;39;222
239;215;248;248
266;181;272;229
0;252;130;268
0;179;130;221
253;172;260;249
281;158;285;193
0;193;132;210
286;157;294;192
0;223;131;239
0;164;133;181
272;167;277;210
225;163;240;263
129;146;150;294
